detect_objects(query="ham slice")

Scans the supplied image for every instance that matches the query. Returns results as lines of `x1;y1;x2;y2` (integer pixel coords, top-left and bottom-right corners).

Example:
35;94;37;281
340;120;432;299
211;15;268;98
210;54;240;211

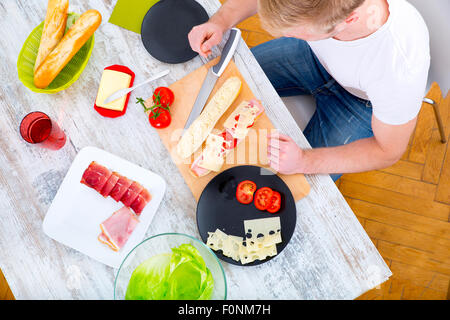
80;161;112;192
100;172;120;197
98;207;139;251
130;189;152;215
190;157;211;178
120;181;143;207
109;174;133;202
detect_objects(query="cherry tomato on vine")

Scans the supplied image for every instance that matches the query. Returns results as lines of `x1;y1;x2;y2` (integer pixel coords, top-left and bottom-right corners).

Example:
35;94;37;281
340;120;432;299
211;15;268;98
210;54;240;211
149;107;171;129
153;87;174;108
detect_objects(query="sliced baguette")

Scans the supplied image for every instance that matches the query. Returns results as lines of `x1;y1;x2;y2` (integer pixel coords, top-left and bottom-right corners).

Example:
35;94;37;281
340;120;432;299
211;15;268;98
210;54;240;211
197;133;225;172
223;100;260;140
176;76;242;159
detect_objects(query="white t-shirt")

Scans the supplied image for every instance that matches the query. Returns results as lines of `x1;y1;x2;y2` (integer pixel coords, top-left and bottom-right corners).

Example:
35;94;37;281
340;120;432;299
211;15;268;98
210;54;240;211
307;0;430;125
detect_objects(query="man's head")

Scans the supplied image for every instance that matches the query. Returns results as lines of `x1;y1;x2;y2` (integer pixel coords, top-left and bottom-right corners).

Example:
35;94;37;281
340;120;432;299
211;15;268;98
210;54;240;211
258;0;366;40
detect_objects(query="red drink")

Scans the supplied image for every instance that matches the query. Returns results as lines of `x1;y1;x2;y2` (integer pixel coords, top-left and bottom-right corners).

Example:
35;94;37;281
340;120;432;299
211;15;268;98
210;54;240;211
19;112;66;150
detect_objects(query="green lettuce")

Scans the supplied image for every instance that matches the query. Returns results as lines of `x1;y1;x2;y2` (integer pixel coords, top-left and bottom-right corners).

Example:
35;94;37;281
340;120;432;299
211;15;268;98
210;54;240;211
125;244;214;300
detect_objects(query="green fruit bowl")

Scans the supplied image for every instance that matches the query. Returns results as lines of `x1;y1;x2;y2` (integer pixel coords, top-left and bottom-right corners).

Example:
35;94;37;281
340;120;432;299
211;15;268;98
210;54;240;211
17;12;95;94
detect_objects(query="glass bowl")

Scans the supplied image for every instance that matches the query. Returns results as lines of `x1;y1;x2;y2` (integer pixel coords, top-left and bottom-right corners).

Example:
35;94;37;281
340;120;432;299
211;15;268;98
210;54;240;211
17;13;95;94
114;233;227;300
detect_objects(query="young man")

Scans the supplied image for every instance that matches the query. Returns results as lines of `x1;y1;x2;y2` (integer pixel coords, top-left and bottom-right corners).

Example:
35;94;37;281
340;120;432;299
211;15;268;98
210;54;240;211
188;0;430;181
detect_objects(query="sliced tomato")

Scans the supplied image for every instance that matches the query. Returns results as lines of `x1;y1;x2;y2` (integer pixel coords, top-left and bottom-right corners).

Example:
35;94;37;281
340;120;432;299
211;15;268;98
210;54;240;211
221;131;238;150
149;107;171;129
267;191;281;213
153;87;174;108
254;187;274;211
233;114;255;129
236;180;257;204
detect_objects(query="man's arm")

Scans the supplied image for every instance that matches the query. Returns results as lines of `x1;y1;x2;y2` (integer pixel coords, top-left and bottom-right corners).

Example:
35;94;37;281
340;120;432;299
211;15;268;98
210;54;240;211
188;0;258;57
209;0;258;30
267;115;417;175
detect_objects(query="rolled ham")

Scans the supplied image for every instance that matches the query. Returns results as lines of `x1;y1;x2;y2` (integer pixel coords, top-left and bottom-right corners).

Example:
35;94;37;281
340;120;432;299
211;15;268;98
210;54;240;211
100;172;120;197
109;174;133;202
80;161;112;192
98;206;139;251
80;162;152;215
130;189;152;215
120;181;143;207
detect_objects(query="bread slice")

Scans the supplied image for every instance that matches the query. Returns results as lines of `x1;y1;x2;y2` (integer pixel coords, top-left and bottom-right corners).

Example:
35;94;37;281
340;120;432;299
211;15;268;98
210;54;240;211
176;76;242;159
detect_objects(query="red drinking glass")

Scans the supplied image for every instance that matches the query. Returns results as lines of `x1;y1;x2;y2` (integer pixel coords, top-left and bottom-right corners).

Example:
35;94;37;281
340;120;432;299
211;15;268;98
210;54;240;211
19;112;66;150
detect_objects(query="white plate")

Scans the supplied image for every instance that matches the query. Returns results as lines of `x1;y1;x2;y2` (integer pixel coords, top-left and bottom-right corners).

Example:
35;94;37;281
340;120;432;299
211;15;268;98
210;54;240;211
43;146;166;268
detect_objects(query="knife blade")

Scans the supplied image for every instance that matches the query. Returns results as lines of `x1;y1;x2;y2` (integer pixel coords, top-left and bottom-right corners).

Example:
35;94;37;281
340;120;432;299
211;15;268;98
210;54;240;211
103;69;170;104
183;28;241;131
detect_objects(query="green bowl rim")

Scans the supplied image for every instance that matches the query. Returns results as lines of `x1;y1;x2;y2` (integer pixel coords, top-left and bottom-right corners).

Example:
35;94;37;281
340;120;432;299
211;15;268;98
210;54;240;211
113;232;228;300
16;12;95;94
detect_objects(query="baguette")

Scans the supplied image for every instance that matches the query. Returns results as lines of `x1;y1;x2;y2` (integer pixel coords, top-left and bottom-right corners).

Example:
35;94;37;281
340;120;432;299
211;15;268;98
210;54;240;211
34;9;102;89
176;76;242;159
34;0;69;73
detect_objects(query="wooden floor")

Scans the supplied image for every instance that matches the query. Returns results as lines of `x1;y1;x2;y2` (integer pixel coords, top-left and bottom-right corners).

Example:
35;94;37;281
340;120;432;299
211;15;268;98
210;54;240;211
236;12;450;300
341;85;450;300
1;8;449;301
0;269;14;300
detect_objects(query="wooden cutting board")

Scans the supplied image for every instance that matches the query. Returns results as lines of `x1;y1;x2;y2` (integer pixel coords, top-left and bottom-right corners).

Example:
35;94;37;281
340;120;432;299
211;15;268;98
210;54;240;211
144;58;310;202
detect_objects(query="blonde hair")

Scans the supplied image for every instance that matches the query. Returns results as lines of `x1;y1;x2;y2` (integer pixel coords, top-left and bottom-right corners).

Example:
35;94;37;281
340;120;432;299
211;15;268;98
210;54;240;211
258;0;366;34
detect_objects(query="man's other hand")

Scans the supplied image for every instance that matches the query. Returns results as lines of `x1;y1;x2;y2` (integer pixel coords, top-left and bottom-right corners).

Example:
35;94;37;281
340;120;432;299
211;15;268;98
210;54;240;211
267;132;305;175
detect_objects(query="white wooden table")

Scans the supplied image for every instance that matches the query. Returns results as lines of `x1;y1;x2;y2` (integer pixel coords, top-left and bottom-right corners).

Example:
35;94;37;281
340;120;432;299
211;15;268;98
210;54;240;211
0;0;392;300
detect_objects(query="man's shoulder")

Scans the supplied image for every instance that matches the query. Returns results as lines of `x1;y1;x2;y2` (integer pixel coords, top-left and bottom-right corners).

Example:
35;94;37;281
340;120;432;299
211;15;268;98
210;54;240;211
387;0;430;69
362;0;430;87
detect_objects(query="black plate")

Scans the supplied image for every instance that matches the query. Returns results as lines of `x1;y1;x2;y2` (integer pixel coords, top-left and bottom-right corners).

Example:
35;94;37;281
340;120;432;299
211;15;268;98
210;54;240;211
141;0;209;64
196;165;297;266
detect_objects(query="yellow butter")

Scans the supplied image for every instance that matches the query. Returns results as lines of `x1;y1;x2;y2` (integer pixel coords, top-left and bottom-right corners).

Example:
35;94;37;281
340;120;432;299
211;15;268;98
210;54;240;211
95;69;132;111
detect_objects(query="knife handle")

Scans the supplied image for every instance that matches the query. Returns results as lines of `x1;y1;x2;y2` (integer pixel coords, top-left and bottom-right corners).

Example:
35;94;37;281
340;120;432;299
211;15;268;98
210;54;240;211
212;28;241;77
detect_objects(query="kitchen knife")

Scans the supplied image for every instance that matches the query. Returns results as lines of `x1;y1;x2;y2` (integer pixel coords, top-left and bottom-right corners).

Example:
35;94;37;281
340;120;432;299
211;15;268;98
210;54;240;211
183;28;241;130
103;69;170;104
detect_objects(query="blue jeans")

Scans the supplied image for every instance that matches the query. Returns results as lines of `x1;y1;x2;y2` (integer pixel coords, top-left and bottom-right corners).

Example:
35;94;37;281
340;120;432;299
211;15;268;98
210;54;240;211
251;38;374;181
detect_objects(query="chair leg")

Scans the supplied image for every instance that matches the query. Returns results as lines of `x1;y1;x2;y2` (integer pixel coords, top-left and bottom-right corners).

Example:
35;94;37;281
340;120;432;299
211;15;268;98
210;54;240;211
423;97;447;143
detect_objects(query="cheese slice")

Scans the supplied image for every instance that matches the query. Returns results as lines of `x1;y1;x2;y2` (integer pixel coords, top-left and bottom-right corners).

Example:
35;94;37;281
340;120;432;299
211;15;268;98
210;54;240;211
223;235;243;262
223;101;260;140
207;230;246;262
240;217;281;263
239;243;277;265
177;77;242;159
207;219;282;264
243;217;282;245
244;233;282;252
95;69;132;111
198;134;225;172
206;229;228;251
